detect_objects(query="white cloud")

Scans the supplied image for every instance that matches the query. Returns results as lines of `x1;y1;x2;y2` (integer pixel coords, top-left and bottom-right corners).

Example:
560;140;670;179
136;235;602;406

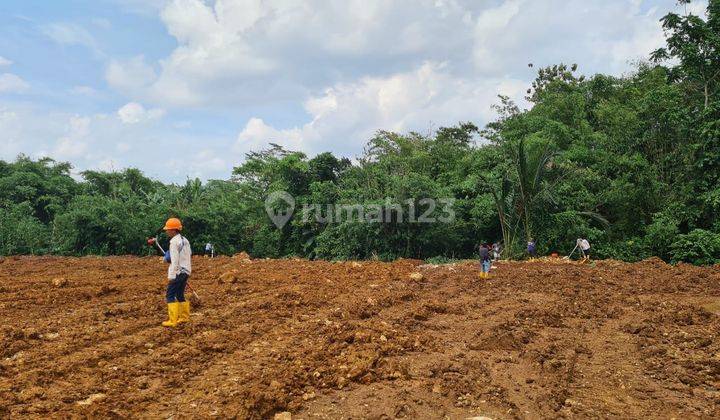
96;158;120;172
0;108;21;156
112;0;482;107
236;117;304;153
0;101;233;182
167;148;229;180
0;73;30;93
472;0;672;76
105;55;157;94
54;116;91;159
108;0;679;112
117;102;165;124
40;22;102;56
473;0;523;74
687;1;709;17
5;0;694;182
236;62;527;157
0;56;12;67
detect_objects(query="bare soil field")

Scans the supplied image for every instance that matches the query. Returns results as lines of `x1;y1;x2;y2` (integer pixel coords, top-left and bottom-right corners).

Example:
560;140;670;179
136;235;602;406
1;255;720;419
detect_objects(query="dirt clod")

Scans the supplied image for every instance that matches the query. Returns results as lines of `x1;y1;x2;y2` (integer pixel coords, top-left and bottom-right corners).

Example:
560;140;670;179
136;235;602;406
76;393;106;406
232;252;251;261
51;277;68;287
218;269;240;284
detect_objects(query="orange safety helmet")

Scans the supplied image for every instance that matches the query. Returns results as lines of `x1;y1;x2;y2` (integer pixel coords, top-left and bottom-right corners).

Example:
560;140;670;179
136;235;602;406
163;217;183;231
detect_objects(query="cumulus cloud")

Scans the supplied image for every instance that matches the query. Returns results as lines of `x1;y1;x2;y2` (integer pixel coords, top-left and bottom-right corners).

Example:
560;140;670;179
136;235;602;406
166;148;229;180
0;73;30;93
0;101;233;181
237;117;304;154
110;0;485;107
472;0;673;76
117;102;165;124
54;116;91;159
236;62;527;157
6;0;696;181
106;55;157;94
109;0;679;110
0;107;21;156
0;56;12;67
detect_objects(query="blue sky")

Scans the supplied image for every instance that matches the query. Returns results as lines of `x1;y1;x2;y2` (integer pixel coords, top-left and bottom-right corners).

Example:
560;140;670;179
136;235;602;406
0;0;708;182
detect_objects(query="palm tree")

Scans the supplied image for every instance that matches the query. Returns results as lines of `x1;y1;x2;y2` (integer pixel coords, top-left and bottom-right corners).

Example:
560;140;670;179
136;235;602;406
482;173;520;258
483;138;609;258
515;138;556;241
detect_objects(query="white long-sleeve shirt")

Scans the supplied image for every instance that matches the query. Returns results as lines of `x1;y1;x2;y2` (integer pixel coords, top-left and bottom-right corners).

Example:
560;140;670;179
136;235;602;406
579;239;591;251
168;234;192;279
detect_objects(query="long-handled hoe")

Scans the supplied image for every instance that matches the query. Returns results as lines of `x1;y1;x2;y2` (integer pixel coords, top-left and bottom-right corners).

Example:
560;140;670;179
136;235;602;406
147;237;202;304
564;243;579;261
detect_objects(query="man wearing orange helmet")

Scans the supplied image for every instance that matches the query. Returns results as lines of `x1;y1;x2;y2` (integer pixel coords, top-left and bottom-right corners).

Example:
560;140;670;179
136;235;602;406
161;217;192;327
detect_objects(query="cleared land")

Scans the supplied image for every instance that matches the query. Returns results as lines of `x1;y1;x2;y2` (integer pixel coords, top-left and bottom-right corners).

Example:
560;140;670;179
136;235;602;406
1;255;719;418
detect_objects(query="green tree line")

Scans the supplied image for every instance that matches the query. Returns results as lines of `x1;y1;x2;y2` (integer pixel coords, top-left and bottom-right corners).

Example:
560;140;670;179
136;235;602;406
1;1;719;264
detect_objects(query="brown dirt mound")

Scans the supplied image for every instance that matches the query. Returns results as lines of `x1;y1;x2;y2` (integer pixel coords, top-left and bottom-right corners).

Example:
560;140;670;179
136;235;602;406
1;257;719;418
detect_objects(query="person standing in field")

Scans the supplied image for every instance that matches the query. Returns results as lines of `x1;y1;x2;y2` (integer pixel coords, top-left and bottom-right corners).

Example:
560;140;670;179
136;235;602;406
161;217;192;327
479;243;491;279
492;242;502;260
578;238;591;263
204;242;214;258
527;238;537;261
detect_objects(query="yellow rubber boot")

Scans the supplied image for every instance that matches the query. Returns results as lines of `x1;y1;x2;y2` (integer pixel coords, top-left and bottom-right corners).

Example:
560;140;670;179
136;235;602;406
177;301;190;324
162;302;180;327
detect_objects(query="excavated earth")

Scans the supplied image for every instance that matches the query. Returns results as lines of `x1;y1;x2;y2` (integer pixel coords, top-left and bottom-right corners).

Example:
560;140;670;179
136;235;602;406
1;255;720;419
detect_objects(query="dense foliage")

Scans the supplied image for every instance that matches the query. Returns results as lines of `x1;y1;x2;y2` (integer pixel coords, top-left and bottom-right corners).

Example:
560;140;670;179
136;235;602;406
0;1;718;264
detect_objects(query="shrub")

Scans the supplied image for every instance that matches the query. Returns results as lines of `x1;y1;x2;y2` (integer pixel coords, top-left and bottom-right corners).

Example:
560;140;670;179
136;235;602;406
644;212;680;260
593;237;650;262
670;229;720;265
0;203;49;254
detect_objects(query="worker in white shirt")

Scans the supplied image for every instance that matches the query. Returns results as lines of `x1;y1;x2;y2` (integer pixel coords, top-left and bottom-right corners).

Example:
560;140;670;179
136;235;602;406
577;238;591;263
204;242;214;258
161;217;192;327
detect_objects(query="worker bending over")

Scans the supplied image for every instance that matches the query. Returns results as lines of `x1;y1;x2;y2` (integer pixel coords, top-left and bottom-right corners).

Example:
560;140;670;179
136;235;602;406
162;217;192;327
578;238;591;263
204;242;214;258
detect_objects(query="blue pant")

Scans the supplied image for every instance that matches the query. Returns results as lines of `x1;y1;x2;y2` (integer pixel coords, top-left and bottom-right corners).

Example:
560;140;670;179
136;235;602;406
166;273;188;303
481;259;491;273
